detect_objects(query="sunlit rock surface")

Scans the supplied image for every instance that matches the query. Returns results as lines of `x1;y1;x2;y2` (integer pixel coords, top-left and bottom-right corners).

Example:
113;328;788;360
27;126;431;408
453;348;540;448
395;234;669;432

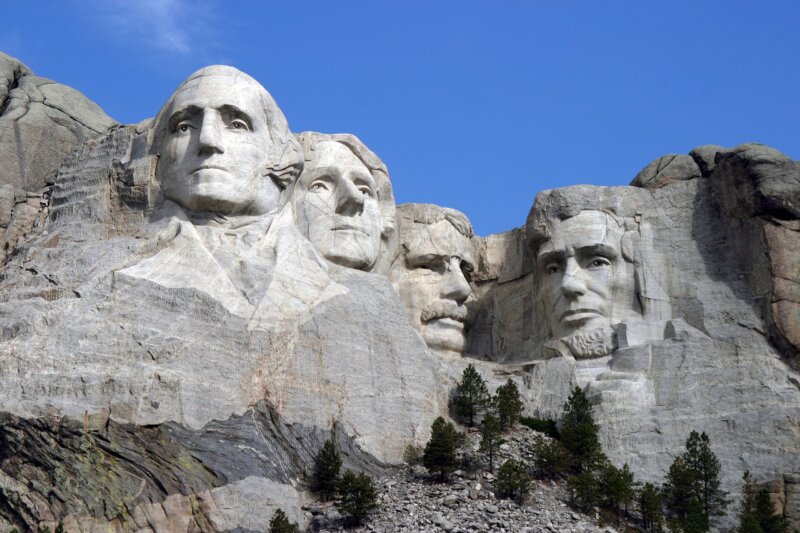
0;56;798;531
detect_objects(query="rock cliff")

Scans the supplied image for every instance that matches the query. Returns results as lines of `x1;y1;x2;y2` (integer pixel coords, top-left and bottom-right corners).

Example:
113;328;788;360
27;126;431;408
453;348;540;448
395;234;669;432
0;56;797;532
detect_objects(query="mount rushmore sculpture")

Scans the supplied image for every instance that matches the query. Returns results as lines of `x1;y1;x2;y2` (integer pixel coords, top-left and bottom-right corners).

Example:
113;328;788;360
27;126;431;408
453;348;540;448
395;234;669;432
0;53;799;531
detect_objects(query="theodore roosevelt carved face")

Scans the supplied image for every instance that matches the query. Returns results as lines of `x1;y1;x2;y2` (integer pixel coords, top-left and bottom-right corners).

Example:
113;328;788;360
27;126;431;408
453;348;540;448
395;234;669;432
535;210;637;345
153;66;300;216
390;204;475;356
294;133;395;272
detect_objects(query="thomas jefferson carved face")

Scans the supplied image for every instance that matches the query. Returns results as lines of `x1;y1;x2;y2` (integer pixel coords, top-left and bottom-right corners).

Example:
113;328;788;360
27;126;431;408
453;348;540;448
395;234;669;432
536;210;635;340
293;140;382;270
156;70;277;215
391;207;475;356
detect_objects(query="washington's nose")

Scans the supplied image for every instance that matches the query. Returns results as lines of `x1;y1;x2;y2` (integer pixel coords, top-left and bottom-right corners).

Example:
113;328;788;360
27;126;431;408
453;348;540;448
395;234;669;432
440;258;471;303
198;112;225;155
335;178;365;216
560;258;587;298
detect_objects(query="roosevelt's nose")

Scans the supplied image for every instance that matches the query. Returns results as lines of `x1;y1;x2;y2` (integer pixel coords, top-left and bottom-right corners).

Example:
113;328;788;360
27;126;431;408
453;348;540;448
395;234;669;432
335;178;365;216
198;112;225;155
440;257;472;303
560;257;587;298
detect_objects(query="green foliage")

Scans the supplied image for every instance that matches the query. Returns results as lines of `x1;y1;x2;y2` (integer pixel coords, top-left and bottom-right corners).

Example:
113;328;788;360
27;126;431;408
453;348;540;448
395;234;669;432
313;437;342;501
494;459;531;503
567;470;598;512
639;482;664;532
423;417;461;480
663;431;728;531
738;470;788;533
453;364;490;427
269;508;300;533
531;434;570;480
336;470;378;526
55;523;65;533
519;416;560;439
598;462;638;518
493;379;523;430
402;443;423;465
478;413;502;473
560;387;605;473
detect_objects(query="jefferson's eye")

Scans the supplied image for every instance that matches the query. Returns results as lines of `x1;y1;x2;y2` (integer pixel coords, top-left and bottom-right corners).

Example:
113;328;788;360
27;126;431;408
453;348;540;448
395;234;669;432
587;257;611;269
230;119;249;131
310;181;329;191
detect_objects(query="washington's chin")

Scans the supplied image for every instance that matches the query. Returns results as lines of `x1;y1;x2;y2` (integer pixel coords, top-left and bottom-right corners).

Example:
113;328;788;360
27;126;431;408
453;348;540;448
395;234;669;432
422;318;466;355
164;172;255;214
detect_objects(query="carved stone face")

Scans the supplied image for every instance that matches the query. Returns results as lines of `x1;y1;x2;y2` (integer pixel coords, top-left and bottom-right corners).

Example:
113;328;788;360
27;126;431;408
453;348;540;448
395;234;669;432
537;210;635;340
394;219;474;355
293;140;382;270
156;73;275;215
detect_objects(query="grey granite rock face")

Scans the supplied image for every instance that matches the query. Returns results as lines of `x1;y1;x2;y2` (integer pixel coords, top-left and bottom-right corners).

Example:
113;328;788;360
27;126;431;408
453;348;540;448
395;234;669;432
0;53;116;264
0;60;798;531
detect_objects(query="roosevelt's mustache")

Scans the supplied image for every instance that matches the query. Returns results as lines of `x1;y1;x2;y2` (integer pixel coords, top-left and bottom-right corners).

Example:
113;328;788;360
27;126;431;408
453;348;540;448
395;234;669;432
420;301;468;323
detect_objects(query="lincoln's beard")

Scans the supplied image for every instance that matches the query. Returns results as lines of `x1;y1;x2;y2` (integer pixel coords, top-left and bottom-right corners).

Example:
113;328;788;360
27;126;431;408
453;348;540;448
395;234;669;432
562;326;616;359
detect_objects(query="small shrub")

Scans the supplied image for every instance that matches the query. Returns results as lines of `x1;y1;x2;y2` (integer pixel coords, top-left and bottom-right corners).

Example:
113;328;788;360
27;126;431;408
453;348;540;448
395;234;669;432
567;470;598;512
531;434;571;480
336;470;378;527
402;443;423;465
313;437;342;501
423;417;461;480
453;364;491;427
479;413;502;473
495;459;531;503
519;416;560;439
493;379;523;430
269;508;299;533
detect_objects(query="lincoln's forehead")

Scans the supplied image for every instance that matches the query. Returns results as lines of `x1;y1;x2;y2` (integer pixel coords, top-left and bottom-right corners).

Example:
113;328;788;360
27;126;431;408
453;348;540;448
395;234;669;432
539;211;622;255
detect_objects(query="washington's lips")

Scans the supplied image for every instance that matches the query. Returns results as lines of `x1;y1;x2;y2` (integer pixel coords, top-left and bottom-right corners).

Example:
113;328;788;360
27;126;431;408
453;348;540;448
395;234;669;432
421;300;468;324
192;164;228;172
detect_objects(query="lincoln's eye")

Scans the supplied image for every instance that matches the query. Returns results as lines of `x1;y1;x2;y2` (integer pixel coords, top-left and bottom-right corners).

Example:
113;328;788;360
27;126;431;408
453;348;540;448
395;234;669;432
588;257;611;269
230;119;249;131
546;264;562;275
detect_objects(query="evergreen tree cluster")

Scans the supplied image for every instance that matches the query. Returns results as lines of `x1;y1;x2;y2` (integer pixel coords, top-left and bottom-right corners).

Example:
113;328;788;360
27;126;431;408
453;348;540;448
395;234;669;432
309;436;379;527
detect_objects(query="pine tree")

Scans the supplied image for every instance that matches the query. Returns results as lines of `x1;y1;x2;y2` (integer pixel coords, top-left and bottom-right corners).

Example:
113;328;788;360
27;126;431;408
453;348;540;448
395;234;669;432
560;386;604;473
494;459;531;503
598;462;637;519
663;431;728;531
738;470;788;533
531;434;571;480
493;379;523;430
269;508;300;533
567;470;598;512
313;437;342;500
336;470;378;527
423;417;461;480
479;413;502;473
639;482;664;532
684;431;727;519
454;364;490;427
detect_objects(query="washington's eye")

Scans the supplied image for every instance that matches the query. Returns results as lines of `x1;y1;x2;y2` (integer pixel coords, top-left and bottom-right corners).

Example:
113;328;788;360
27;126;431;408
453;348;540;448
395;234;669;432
176;122;192;133
230;119;249;131
587;257;611;269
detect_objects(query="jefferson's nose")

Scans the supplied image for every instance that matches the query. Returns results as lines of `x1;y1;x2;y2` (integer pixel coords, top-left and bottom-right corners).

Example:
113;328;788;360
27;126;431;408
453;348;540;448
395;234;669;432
440;258;471;303
560;258;587;298
198;112;225;155
335;178;365;216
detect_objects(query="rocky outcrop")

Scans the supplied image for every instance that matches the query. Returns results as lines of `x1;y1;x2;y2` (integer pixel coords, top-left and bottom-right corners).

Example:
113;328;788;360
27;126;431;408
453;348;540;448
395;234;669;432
0;57;798;532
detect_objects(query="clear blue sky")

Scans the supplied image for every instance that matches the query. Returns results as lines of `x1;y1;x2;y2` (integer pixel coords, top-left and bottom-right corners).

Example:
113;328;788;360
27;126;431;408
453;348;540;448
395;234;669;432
4;1;798;236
